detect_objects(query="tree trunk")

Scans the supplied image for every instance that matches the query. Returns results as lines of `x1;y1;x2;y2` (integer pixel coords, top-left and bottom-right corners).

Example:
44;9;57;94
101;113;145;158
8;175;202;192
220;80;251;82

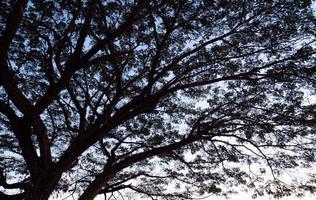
24;172;61;200
24;192;50;200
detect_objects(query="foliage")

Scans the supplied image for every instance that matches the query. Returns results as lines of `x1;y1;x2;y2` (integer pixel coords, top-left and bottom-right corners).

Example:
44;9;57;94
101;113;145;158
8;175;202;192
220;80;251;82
0;0;316;199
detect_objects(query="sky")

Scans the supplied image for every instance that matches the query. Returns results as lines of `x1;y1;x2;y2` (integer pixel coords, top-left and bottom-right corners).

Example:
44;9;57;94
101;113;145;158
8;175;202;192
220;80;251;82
89;190;316;200
206;193;315;200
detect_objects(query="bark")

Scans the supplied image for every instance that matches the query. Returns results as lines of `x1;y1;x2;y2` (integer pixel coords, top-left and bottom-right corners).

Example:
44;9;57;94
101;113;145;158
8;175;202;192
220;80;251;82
77;134;199;200
24;173;61;200
0;0;28;56
24;192;50;200
78;172;114;200
0;192;25;200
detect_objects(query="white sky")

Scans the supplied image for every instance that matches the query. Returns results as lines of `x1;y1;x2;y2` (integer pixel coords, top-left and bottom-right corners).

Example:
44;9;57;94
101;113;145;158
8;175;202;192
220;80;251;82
90;191;316;200
206;193;315;200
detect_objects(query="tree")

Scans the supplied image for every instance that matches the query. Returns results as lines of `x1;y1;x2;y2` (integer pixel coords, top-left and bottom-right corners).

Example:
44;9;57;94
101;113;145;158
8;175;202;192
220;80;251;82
0;0;316;199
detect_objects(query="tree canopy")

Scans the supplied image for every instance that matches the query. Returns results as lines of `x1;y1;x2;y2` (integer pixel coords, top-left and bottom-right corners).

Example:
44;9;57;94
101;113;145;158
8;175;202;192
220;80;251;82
0;0;316;200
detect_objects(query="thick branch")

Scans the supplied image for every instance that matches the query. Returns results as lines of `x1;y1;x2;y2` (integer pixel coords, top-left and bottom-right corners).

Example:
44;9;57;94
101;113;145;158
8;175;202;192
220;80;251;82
73;0;97;56
34;0;147;115
78;134;199;200
0;192;25;200
0;0;28;57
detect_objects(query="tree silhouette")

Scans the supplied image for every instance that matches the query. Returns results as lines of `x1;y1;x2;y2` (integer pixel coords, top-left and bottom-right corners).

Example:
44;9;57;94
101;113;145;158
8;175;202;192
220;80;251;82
0;0;316;200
